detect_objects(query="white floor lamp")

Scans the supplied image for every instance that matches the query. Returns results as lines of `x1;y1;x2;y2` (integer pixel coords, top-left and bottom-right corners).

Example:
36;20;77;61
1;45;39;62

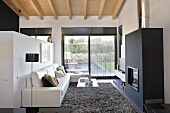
25;53;39;112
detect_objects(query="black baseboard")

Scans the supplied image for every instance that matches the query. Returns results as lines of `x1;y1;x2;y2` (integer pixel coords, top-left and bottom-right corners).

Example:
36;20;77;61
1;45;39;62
26;108;39;113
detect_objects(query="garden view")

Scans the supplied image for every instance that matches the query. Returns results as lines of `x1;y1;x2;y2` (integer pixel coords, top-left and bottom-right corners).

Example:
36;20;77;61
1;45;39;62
64;36;115;77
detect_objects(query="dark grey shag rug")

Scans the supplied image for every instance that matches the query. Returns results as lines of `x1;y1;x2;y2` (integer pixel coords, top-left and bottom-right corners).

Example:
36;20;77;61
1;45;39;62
61;83;140;113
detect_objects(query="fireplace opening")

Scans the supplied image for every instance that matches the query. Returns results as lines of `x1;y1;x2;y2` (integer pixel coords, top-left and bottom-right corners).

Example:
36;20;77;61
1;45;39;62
128;66;139;91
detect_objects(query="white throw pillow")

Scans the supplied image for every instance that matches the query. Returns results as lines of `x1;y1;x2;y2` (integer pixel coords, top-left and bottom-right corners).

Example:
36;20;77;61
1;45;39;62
56;66;67;76
55;71;66;78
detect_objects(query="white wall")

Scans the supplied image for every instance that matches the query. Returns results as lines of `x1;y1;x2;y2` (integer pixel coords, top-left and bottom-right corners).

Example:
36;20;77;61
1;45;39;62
149;0;170;104
0;31;53;107
117;0;139;58
13;32;53;107
117;0;170;103
0;32;13;107
20;16;118;65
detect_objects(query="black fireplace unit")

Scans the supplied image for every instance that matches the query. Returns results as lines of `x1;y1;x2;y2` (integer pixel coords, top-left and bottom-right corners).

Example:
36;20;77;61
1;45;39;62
127;66;139;91
125;28;164;112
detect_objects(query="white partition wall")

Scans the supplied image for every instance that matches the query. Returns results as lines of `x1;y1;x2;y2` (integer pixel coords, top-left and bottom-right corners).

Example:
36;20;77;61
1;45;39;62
0;31;53;108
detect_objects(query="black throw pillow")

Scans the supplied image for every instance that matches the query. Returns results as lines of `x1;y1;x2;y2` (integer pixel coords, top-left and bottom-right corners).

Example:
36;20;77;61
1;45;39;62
42;77;55;87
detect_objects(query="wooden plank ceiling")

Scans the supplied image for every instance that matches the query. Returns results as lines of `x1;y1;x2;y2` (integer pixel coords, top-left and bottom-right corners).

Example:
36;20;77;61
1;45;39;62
3;0;125;20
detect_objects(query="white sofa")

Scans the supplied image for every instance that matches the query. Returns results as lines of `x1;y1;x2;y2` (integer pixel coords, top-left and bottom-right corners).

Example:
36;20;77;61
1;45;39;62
21;63;85;108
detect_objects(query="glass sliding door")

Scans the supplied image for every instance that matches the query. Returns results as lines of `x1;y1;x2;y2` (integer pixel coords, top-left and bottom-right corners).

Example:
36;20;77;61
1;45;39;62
64;36;89;74
63;35;115;77
90;36;115;77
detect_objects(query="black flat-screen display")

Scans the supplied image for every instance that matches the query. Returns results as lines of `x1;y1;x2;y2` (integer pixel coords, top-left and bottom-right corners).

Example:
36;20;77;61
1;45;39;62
25;53;39;62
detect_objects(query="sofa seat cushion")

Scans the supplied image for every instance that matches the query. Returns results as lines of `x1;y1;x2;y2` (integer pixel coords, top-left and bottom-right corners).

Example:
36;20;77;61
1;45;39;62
67;73;82;79
68;73;81;82
57;74;70;89
55;71;66;78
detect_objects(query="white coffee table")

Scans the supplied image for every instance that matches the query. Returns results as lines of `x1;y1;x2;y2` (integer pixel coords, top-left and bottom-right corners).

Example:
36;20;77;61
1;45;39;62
77;77;98;87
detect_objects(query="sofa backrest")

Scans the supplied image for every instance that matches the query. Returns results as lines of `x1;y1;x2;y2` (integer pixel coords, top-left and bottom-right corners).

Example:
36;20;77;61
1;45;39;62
26;76;31;87
53;63;59;71
27;63;59;87
32;68;47;87
46;65;55;77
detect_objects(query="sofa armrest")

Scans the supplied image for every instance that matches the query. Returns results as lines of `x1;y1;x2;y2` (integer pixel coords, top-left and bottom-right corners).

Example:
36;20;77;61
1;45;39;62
67;73;89;82
22;87;63;107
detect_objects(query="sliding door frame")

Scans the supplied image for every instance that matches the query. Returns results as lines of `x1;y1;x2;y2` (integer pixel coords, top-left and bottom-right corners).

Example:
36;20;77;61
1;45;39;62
62;34;117;79
62;34;90;73
61;27;117;79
